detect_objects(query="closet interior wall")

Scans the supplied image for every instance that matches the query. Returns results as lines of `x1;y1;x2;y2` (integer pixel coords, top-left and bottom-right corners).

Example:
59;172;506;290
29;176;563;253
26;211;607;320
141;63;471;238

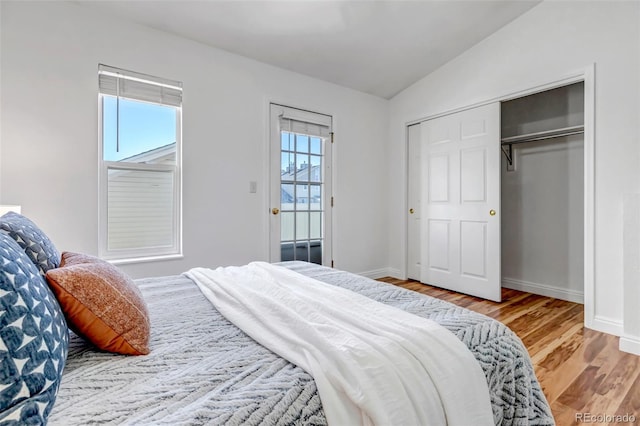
500;82;585;303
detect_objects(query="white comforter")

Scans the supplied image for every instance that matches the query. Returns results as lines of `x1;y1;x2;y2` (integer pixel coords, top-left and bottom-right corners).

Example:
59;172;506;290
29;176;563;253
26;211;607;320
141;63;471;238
185;262;493;426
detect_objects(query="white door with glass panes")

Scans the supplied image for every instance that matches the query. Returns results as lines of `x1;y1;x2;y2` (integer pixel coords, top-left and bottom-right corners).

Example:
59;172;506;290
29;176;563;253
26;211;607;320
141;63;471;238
269;104;332;266
418;103;501;301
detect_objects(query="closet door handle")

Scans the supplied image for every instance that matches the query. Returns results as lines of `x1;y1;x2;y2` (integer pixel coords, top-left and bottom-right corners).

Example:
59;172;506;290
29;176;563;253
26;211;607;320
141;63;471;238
489;209;496;216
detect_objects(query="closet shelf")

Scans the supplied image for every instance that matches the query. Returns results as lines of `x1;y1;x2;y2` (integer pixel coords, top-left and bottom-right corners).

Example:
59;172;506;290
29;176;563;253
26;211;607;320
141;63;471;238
501;125;584;145
500;125;584;167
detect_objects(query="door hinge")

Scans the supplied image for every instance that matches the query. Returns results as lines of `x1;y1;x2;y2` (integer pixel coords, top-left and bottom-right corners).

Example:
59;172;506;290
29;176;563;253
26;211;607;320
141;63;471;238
330;132;334;144
331;260;334;268
331;196;334;207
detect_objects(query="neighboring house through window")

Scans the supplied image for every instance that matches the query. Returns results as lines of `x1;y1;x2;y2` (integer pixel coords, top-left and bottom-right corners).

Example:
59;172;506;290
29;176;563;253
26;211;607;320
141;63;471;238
98;65;182;262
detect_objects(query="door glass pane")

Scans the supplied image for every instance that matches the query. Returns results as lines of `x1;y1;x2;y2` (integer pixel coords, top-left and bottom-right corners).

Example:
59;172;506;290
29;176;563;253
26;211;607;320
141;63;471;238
310;155;321;183
309;240;322;264
310;137;322;154
281;132;293;151
296;212;309;239
310;183;321;210
296;185;309;210
296;154;310;181
281;242;294;261
281;212;294;241
310;212;322;239
281;152;294;176
281;183;294;210
296;134;309;153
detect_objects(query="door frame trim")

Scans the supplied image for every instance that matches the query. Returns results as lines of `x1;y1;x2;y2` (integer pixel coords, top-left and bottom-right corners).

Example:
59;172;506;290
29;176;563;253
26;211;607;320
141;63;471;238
403;64;596;329
265;100;335;267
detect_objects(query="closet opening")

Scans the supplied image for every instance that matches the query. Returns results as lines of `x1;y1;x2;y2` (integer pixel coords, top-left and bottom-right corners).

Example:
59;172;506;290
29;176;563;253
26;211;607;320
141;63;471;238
500;81;585;303
405;75;592;309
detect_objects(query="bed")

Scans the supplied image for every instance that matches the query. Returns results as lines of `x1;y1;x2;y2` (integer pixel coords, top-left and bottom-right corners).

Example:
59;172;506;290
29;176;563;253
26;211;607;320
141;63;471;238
50;261;553;425
0;212;553;425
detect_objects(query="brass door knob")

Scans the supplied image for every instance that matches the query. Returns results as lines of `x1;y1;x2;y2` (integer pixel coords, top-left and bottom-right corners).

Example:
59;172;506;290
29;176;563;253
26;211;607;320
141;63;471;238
409;208;415;214
271;207;280;215
489;209;496;216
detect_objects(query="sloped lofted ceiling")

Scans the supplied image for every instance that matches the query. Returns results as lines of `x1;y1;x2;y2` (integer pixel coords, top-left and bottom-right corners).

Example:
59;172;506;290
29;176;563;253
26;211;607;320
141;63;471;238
76;1;541;99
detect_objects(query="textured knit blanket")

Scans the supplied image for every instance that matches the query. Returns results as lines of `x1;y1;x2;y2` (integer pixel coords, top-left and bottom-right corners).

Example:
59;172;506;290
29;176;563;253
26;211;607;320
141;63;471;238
185;262;493;426
50;261;554;425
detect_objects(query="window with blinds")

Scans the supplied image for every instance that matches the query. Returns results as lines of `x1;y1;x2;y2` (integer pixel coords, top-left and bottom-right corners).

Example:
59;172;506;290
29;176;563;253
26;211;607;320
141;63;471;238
98;64;182;261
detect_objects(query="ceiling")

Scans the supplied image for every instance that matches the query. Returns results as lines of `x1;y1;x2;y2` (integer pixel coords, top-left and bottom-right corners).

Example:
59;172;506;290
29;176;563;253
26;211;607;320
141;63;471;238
77;1;541;99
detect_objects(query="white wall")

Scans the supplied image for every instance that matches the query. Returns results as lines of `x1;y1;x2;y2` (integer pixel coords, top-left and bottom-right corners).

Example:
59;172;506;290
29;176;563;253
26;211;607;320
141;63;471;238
0;1;390;278
388;1;640;334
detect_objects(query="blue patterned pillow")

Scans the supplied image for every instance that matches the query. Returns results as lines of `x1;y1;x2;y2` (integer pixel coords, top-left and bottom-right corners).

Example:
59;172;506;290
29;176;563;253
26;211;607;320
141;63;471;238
0;213;61;276
0;233;68;424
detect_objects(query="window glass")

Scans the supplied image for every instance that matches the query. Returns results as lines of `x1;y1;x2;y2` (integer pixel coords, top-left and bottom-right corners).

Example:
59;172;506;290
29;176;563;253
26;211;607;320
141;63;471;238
103;96;176;163
107;168;174;250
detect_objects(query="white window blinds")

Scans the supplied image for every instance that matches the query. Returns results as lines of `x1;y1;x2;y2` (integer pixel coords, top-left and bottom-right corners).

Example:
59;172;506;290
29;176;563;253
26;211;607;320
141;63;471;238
276;104;331;138
98;64;182;107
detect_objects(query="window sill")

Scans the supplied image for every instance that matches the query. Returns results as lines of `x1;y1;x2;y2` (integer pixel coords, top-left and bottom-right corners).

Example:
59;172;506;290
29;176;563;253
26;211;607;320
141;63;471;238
108;253;184;266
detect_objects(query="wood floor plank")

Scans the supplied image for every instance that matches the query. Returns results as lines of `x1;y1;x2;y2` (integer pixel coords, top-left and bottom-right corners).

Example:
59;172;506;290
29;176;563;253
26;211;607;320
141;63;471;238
535;327;610;405
520;305;584;350
530;321;584;366
379;277;640;424
550;401;580;426
586;353;640;417
616;373;640;418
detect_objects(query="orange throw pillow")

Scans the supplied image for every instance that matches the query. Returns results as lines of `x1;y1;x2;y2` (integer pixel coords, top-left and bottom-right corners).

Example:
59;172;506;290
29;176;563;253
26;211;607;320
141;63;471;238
45;252;150;355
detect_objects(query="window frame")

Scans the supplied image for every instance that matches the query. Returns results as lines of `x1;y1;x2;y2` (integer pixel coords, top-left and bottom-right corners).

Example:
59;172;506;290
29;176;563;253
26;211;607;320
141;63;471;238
98;67;182;264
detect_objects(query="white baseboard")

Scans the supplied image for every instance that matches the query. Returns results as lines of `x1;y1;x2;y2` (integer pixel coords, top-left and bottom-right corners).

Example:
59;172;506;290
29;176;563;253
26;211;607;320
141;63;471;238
501;277;584;304
620;335;640;355
387;268;402;279
358;267;400;279
591;315;623;337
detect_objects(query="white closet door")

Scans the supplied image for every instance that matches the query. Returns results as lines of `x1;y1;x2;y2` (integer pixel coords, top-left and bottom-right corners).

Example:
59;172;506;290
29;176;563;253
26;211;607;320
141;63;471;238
407;124;422;280
420;103;501;301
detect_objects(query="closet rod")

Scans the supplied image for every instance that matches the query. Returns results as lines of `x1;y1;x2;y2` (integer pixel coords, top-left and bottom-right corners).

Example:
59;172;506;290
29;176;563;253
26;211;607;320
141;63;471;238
501;125;584;145
501;125;584;167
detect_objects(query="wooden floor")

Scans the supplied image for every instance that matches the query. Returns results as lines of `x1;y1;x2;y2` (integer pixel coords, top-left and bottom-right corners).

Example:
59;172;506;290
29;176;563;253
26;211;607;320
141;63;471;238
377;277;640;425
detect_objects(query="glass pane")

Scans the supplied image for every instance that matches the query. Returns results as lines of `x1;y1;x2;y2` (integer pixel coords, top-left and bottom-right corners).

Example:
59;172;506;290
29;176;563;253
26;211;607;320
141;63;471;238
296;212;309;239
103;96;176;163
281;132;293;151
309;240;322;264
281;152;294;177
296;134;309;153
310;212;322;239
107;168;174;250
280;183;294;211
296;184;309;210
298;242;310;262
309;155;321;183
281;212;294;241
310;137;322;154
310;184;322;210
296;154;310;181
281;242;294;261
